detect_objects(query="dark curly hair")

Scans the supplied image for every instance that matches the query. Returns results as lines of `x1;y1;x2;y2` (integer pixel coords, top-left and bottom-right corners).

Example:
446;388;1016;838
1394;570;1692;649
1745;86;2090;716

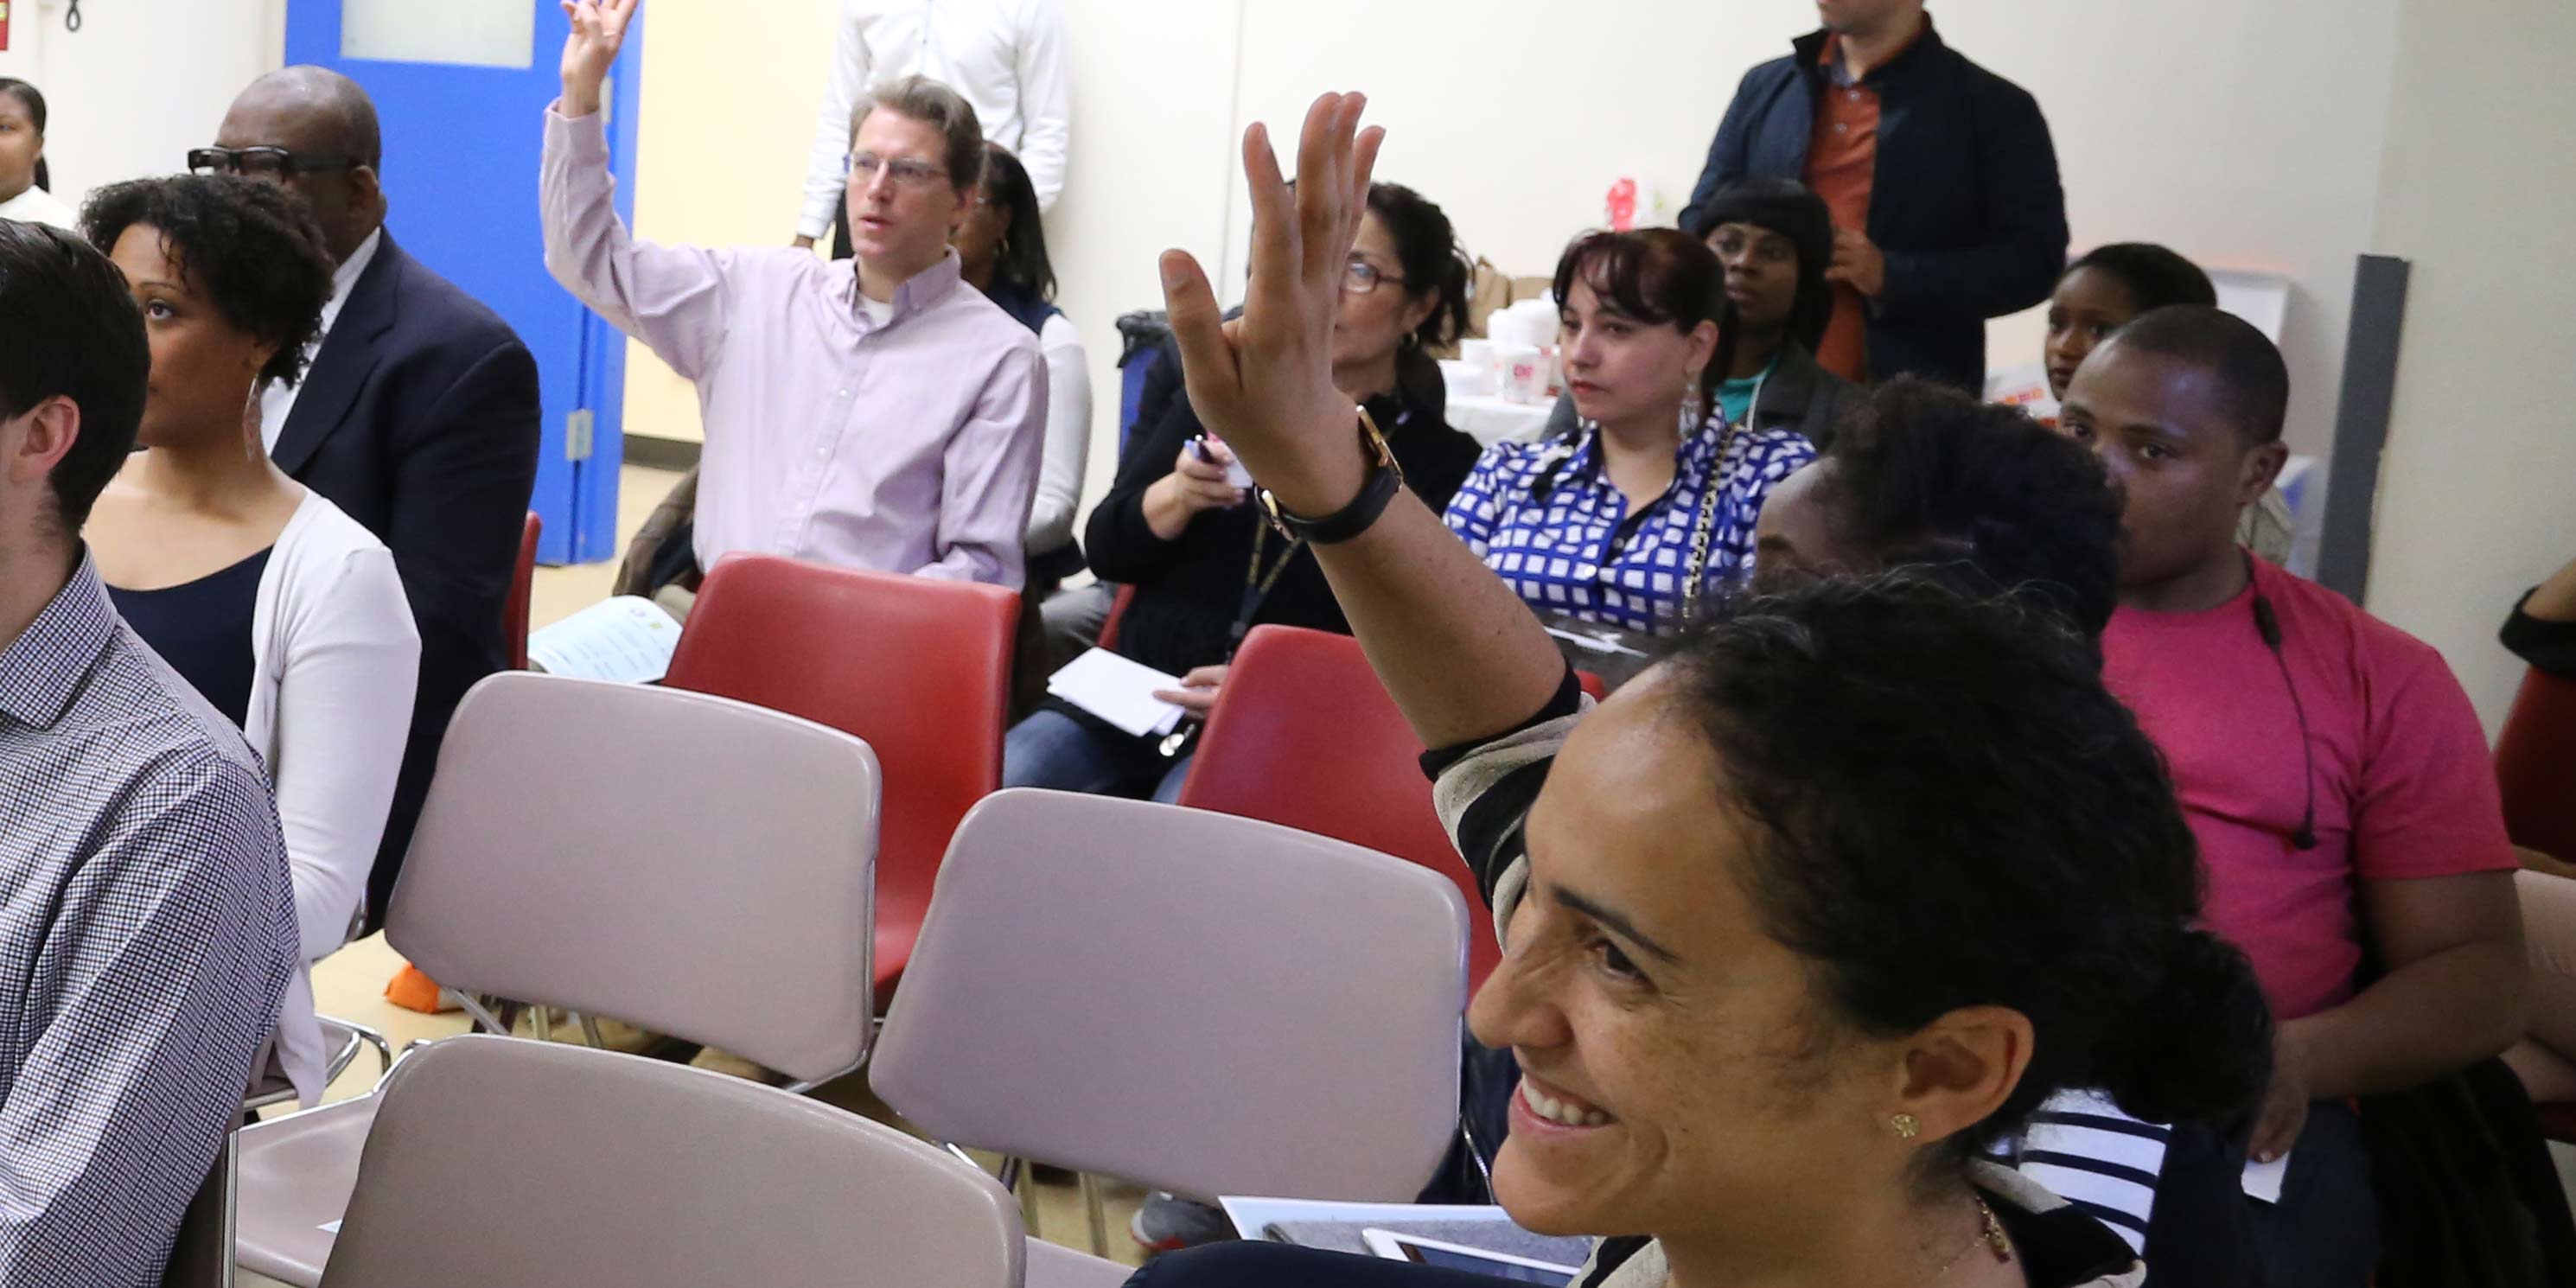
1667;573;2274;1161
1799;375;2126;638
79;174;334;392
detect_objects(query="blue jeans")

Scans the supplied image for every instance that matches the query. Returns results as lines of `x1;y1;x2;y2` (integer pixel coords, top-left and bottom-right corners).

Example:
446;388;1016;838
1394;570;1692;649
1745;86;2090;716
1004;708;1194;804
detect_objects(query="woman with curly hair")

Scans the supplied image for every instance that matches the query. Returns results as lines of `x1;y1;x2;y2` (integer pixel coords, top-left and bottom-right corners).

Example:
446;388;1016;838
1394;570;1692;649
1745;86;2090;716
81;174;418;1106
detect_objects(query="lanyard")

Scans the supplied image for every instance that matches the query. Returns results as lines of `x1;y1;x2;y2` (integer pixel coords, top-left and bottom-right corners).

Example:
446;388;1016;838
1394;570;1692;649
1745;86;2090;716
1232;520;1306;646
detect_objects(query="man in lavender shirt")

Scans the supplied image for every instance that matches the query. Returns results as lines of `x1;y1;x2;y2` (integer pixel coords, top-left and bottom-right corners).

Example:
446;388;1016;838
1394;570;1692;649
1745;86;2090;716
544;0;1046;590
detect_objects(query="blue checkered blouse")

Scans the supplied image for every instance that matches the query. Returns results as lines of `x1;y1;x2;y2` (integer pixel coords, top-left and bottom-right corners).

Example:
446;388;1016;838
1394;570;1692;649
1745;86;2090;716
1443;417;1816;635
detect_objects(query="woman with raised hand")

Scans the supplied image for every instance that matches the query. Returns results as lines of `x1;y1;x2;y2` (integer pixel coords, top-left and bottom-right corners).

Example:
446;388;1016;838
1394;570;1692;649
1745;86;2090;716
1121;91;2275;1288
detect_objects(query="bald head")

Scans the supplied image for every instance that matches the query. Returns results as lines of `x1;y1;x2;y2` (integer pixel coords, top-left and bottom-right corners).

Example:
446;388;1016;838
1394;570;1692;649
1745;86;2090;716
215;66;386;263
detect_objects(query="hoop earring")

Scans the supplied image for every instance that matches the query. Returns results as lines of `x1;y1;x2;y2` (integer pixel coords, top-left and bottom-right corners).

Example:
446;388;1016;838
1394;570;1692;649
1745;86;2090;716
1679;387;1706;436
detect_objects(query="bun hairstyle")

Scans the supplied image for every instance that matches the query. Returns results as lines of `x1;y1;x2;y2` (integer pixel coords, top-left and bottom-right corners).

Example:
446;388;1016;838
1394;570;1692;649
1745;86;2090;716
1551;228;1738;412
1811;376;2126;639
1664;573;2275;1154
1364;182;1471;352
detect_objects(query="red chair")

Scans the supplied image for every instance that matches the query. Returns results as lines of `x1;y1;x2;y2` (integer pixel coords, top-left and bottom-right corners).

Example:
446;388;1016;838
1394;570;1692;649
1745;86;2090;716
506;511;541;671
1094;583;1138;651
1176;625;1502;990
663;554;1019;999
2496;666;2576;866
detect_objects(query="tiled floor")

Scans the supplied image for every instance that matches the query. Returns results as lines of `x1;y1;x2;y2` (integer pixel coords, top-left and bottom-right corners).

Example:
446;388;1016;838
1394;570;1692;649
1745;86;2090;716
238;462;1150;1286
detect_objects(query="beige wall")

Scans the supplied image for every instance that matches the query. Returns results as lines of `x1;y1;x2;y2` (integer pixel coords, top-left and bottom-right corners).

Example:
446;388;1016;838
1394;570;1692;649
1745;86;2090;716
2359;0;2576;733
620;0;847;444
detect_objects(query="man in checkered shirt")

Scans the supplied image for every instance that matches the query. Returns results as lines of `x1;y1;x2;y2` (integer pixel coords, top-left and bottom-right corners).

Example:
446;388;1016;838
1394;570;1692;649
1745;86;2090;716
0;220;296;1285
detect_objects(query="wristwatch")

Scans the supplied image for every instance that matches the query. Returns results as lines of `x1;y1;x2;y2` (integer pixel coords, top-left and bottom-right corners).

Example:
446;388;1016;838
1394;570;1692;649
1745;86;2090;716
1258;405;1405;545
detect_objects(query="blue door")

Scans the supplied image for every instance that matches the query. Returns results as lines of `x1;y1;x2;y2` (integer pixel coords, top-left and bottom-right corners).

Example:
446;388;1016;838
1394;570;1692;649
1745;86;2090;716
284;1;645;564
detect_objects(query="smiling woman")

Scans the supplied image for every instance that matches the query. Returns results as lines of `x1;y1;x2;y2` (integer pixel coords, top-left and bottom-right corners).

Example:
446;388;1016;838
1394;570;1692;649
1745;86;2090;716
1124;90;2276;1288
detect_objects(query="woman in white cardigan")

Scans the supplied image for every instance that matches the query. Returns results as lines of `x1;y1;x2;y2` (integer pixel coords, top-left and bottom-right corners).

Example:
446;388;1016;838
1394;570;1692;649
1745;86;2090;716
81;175;419;1107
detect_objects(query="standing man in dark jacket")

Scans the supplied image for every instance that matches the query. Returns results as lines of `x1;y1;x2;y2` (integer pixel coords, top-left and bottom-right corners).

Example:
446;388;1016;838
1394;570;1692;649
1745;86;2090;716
205;67;542;928
1682;1;2067;392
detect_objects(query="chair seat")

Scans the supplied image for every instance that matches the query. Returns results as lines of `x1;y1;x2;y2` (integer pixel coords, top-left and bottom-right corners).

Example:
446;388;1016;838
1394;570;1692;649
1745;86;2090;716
234;1094;379;1285
1026;1238;1134;1288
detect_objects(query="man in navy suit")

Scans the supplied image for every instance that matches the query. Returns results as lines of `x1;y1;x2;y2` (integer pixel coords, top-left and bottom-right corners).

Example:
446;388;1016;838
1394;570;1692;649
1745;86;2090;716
205;67;541;928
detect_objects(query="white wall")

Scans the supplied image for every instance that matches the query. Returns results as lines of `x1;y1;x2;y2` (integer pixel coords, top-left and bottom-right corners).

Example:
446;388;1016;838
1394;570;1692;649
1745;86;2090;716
2358;0;2576;733
612;0;2423;535
0;0;282;208
1094;0;2406;518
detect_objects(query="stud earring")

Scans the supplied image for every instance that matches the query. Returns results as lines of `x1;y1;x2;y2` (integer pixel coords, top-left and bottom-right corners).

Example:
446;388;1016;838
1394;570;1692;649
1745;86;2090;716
1891;1113;1920;1140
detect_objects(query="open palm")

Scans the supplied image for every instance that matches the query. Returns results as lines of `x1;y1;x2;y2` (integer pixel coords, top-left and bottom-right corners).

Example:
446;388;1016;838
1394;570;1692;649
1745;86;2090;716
559;0;638;112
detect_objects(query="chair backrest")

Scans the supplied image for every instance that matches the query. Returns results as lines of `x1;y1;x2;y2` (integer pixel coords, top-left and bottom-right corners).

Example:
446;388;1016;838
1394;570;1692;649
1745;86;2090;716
664;554;1017;990
506;511;541;671
160;1134;233;1288
1094;582;1138;652
875;788;1469;1205
2497;666;2576;864
386;672;881;1084
1178;625;1500;989
319;1036;1021;1288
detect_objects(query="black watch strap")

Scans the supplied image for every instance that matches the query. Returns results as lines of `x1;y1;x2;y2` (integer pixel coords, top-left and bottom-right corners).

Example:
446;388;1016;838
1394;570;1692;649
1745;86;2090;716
1271;460;1401;545
1260;406;1405;545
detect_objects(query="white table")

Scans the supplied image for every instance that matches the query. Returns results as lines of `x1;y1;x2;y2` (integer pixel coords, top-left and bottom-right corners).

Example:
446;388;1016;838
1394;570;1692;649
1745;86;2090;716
1448;393;1556;449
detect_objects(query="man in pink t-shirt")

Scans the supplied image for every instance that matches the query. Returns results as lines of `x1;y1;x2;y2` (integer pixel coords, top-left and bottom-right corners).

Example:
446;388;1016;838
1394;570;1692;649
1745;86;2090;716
2062;306;2524;1287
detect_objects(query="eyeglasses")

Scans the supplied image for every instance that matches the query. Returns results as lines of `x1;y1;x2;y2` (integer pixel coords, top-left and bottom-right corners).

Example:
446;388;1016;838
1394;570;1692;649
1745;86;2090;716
849;152;951;191
188;146;360;181
1343;258;1407;296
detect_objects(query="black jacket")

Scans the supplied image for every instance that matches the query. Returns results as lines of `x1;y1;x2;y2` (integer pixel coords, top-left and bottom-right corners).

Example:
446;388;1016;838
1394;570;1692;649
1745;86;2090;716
1542;341;1862;451
272;231;541;921
1082;345;1480;685
1683;19;2068;392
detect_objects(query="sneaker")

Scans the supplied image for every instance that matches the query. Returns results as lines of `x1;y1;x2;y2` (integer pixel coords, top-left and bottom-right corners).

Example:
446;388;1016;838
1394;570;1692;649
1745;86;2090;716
1129;1190;1235;1253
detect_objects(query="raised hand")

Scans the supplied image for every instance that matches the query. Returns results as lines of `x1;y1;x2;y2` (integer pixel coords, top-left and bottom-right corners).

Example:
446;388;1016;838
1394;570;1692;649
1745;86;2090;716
559;0;640;118
1157;93;1382;518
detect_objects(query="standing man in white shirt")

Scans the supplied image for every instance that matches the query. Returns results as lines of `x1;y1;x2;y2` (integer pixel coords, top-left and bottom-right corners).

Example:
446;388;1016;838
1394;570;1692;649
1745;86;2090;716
792;0;1071;253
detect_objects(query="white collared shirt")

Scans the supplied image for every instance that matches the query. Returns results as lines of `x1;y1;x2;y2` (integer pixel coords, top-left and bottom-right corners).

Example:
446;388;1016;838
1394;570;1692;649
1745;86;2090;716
259;227;383;452
797;0;1072;238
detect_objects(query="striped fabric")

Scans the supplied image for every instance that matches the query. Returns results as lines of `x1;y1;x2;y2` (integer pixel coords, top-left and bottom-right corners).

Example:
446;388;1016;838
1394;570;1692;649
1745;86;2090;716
1997;1090;2171;1253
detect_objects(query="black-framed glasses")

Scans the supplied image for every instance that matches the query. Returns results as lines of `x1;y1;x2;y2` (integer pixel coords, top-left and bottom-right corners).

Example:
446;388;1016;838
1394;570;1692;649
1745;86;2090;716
1343;258;1406;296
187;146;360;181
847;151;951;190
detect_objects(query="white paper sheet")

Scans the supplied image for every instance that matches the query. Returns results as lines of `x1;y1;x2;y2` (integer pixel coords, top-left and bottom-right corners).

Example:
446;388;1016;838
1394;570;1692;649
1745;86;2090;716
2241;1151;2290;1204
526;596;684;685
1047;647;1188;738
1215;1196;1519;1241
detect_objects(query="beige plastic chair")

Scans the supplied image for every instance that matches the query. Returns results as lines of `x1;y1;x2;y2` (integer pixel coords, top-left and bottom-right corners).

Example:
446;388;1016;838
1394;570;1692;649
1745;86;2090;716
315;1034;1019;1288
874;788;1470;1247
234;672;883;1285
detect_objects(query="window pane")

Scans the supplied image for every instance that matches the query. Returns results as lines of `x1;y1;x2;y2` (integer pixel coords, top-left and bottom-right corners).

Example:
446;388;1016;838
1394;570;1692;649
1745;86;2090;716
341;0;536;69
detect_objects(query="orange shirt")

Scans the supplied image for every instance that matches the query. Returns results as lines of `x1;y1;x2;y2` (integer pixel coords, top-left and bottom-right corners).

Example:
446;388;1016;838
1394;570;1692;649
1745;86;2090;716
1805;33;1878;382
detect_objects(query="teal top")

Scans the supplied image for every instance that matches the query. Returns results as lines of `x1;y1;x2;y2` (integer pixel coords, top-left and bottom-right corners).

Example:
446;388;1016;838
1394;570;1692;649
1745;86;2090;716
1716;353;1781;428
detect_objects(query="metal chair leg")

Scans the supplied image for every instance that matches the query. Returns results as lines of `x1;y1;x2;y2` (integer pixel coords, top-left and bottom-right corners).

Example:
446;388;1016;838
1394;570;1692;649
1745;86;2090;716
1012;1157;1041;1240
578;1014;606;1049
1080;1170;1109;1256
531;1005;553;1043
